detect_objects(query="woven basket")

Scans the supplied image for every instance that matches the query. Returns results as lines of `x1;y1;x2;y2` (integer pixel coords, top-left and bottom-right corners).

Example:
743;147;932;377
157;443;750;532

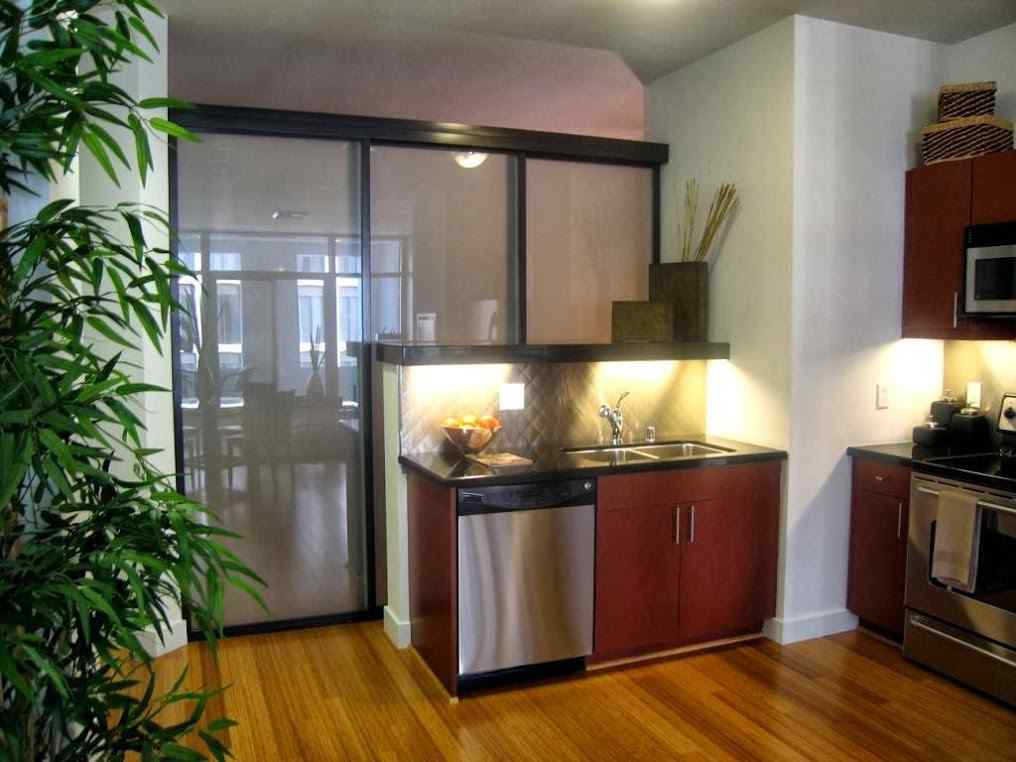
921;115;1013;165
937;81;997;121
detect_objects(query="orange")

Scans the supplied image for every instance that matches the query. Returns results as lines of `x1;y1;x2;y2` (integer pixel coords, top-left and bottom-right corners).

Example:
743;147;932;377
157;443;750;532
478;415;499;430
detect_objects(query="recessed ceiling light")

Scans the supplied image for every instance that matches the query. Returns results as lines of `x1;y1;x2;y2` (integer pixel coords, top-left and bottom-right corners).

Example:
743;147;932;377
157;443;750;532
454;152;488;169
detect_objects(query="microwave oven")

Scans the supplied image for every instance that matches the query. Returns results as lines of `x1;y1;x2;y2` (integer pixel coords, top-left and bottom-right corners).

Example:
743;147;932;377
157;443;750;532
965;222;1016;316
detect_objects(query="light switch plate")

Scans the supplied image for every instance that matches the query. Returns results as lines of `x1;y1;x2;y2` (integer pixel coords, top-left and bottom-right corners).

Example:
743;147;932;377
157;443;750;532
499;383;525;411
876;384;890;410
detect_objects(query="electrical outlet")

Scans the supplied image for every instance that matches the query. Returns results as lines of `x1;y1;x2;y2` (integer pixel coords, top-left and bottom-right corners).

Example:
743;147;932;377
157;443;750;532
499;383;525;411
876;384;890;410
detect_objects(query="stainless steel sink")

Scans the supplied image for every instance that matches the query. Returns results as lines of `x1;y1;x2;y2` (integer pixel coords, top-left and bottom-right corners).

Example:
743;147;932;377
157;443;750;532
633;441;732;459
563;447;659;465
562;440;732;465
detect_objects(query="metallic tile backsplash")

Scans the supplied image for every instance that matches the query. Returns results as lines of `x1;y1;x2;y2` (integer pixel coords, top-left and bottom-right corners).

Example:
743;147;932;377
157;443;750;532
400;360;707;459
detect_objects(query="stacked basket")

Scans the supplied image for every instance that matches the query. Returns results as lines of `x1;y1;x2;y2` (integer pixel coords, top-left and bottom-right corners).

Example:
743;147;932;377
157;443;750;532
921;81;1013;165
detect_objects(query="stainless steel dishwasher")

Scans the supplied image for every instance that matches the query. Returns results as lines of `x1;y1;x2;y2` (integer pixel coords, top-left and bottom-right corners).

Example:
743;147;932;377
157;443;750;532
457;479;595;686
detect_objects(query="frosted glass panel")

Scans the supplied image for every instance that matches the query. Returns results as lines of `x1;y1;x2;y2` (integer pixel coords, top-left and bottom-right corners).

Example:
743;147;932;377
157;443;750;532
527;160;652;343
371;146;514;344
175;134;368;628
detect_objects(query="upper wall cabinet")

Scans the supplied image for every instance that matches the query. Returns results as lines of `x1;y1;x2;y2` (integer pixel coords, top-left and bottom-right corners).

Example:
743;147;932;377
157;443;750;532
526;160;653;344
972;150;1016;225
902;151;1016;340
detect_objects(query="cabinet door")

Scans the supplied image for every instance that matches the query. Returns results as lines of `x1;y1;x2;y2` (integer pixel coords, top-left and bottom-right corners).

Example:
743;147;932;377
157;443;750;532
847;487;908;638
678;488;775;644
594;502;681;660
902;160;1011;339
972;150;1016;224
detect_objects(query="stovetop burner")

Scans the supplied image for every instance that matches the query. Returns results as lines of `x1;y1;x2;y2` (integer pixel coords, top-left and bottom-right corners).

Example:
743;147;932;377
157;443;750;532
926;450;1016;479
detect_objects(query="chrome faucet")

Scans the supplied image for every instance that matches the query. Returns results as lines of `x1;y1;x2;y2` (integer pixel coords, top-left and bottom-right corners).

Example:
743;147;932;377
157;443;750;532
599;392;630;446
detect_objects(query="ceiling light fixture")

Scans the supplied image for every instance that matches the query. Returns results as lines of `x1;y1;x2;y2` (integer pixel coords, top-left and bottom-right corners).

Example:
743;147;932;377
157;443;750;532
454;151;488;169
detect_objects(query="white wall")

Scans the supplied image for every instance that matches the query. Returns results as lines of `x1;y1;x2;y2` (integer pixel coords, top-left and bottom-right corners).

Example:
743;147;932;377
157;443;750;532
944;21;1016;120
783;16;944;641
168;18;645;140
648;15;951;643
648;18;796;452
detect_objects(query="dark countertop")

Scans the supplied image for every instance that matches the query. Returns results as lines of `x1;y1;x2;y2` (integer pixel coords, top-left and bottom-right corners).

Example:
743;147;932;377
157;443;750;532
846;442;935;465
848;441;1016;492
399;434;786;487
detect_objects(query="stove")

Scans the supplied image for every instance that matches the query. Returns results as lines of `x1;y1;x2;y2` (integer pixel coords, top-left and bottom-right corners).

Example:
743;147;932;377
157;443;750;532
905;393;1016;706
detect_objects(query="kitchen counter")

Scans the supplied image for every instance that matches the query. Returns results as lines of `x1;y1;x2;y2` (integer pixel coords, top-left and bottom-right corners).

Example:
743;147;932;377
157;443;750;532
848;441;1016;492
400;434;786;487
846;442;937;465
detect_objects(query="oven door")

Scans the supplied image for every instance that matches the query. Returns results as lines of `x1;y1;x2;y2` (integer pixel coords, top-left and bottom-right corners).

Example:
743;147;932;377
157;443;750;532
907;476;1016;649
965;222;1016;315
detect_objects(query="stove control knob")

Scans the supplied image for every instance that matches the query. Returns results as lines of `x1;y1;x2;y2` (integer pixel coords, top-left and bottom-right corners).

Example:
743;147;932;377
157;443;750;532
1005;407;1016;421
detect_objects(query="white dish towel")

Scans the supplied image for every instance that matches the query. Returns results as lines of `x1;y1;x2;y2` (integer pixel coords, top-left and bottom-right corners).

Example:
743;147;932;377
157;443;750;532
931;489;982;594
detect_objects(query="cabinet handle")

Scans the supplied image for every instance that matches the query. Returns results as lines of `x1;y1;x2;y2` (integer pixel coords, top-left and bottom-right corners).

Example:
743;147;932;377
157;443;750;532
897;501;904;540
874;474;886;482
673;506;680;545
953;291;959;329
689;504;696;544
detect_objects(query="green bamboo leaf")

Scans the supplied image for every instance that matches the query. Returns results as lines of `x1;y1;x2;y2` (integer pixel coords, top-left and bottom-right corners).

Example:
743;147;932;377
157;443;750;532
82;130;120;186
86;316;137;349
148;116;199;142
22;645;70;698
0;641;32;700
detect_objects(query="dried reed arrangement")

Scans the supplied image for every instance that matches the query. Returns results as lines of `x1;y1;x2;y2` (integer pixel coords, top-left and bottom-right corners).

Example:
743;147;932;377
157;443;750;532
677;179;739;262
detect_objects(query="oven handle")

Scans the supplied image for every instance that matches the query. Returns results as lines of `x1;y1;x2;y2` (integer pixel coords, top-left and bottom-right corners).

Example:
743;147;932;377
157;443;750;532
915;485;1016;517
910;616;1016;668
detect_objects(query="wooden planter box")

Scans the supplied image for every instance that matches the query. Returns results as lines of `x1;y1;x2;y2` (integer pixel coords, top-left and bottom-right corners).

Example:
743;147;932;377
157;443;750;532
649;261;709;342
921;116;1013;165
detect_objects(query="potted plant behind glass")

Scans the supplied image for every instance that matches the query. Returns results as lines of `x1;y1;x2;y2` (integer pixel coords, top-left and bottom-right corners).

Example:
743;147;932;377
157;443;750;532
0;1;263;759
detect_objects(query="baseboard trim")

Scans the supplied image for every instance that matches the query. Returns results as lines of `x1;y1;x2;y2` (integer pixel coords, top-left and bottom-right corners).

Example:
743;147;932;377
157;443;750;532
587;632;764;672
384;606;411;649
140;617;189;658
765;609;858;644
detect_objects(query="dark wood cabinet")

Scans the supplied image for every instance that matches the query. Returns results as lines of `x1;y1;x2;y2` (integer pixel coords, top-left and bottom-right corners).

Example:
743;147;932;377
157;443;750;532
902;151;1016;340
594;461;781;661
594;503;681;659
847;457;910;639
407;472;458;695
972;151;1016;224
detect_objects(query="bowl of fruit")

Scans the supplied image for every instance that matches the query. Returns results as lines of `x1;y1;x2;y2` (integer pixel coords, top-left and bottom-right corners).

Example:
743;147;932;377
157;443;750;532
441;414;503;455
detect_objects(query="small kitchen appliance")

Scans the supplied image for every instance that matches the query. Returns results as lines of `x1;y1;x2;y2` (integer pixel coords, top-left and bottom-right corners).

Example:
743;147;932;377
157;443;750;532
912;393;964;447
964;221;1016;316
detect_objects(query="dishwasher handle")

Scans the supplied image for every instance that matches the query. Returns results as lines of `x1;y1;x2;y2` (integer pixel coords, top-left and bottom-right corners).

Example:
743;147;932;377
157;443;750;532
458;479;596;515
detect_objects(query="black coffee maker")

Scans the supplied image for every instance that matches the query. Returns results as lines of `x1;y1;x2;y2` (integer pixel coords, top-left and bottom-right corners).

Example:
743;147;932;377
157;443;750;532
913;391;992;450
913;393;962;447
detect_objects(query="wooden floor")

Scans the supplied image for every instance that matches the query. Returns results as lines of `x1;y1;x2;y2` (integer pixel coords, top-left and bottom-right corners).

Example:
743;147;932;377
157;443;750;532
155;621;1016;761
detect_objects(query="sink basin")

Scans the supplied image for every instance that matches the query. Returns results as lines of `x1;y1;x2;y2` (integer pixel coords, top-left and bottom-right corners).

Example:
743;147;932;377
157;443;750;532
563;447;659;465
633;441;732;459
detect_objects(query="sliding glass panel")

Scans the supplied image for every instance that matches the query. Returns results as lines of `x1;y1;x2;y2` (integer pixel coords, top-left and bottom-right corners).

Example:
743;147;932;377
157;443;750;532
175;134;367;628
526;160;652;343
371;146;516;344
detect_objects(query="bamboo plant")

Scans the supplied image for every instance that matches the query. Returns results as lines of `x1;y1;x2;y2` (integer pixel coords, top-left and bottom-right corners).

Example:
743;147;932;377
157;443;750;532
677;178;739;263
0;1;263;760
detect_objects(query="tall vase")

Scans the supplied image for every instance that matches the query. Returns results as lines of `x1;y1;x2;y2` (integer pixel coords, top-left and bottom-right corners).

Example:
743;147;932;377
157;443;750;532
649;261;709;342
